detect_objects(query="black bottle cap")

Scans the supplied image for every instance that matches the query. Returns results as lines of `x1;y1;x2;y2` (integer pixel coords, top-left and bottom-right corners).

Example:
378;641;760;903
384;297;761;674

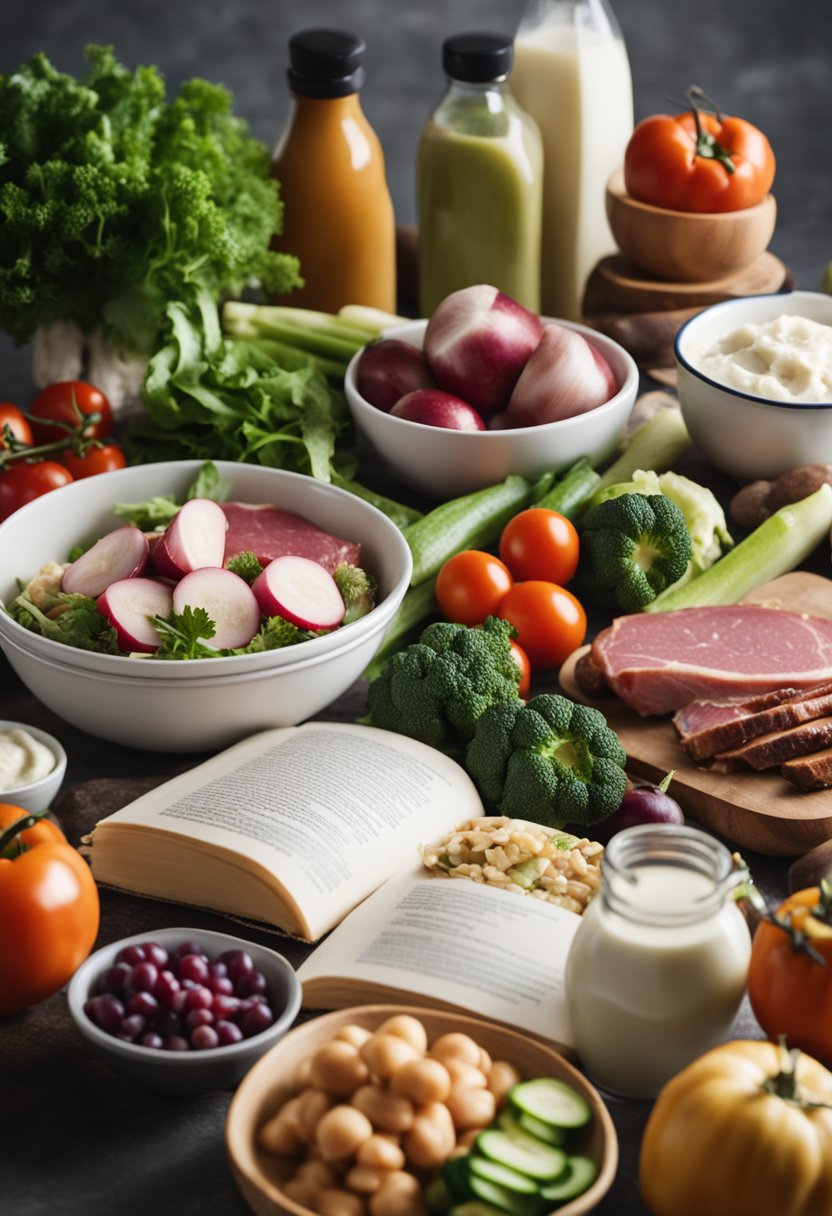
442;32;514;83
287;29;366;98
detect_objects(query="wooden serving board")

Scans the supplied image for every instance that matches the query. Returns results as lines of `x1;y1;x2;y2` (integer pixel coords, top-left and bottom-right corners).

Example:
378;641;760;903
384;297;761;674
559;573;832;858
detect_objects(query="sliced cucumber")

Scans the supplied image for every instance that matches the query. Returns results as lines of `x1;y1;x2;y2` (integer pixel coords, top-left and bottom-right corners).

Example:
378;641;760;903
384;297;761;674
539;1156;599;1203
469;1175;544;1216
514;1110;568;1148
508;1078;592;1130
468;1156;541;1195
475;1127;567;1182
444;1154;477;1204
426;1174;455;1214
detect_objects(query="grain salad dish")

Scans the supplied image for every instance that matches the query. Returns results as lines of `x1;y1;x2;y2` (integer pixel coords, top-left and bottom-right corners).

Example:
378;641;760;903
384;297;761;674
419;816;603;915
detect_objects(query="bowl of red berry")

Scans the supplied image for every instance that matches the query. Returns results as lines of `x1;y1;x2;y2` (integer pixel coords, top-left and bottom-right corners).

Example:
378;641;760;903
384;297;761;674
67;927;302;1095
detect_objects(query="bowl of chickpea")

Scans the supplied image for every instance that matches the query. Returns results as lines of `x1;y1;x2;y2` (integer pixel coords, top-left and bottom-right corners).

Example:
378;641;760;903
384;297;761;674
224;1005;617;1216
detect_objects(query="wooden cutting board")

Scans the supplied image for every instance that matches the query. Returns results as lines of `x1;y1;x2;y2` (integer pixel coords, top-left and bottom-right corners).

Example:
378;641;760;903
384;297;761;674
559;573;832;857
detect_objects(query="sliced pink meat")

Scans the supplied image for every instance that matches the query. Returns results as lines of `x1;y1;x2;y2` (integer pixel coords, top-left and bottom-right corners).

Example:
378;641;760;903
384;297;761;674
592;605;832;716
220;503;360;575
674;682;832;761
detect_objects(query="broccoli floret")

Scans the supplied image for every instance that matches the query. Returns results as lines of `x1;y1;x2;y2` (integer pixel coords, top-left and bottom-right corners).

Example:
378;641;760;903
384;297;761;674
466;693;627;829
578;492;692;612
225;550;264;584
366;616;521;751
333;562;377;625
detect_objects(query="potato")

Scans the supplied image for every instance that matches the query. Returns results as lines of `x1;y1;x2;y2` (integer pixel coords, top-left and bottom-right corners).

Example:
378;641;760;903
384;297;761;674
768;464;832;512
729;480;772;530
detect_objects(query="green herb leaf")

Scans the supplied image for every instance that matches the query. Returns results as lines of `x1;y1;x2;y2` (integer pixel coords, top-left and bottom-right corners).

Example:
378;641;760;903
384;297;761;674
151;606;217;660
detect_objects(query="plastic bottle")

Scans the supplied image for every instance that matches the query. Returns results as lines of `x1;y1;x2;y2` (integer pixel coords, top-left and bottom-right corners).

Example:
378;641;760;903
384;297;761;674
417;33;543;317
270;29;396;314
511;0;634;320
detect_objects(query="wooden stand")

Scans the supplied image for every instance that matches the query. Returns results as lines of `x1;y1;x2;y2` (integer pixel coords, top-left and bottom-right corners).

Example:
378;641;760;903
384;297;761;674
582;251;794;383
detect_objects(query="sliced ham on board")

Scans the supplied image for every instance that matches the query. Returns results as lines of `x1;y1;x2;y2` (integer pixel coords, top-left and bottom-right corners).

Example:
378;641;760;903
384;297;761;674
591;605;832;716
674;682;832;761
220;503;361;574
708;715;832;773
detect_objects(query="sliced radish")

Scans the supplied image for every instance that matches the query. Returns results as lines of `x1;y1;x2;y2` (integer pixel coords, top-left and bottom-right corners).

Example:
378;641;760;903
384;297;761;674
97;578;174;653
62;527;149;598
252;556;346;631
151;498;228;581
172;568;261;650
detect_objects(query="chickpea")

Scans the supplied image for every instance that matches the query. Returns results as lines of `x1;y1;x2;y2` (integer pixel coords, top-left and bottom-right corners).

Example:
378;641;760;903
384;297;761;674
293;1055;314;1089
368;1171;427;1216
336;1024;374;1049
390;1059;452;1106
318;1187;367;1216
359;1034;420;1081
283;1178;321;1209
441;1059;487;1090
351;1085;415;1134
457;1129;479;1150
429;1033;482;1069
403;1103;457;1171
356;1135;406;1172
296;1159;340;1190
345;1165;386;1194
316;1105;374;1162
376;1015;428;1055
258;1109;305;1157
297;1088;336;1141
477;1048;493;1076
311;1041;371;1096
487;1061;522;1105
444;1086;497;1131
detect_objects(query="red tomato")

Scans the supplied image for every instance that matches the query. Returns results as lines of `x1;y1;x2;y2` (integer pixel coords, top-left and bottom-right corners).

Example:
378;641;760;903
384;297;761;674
509;638;532;700
498;581;587;670
59;443;127;479
0;403;33;449
0;461;74;522
29;381;113;445
499;509;580;585
435;550;514;626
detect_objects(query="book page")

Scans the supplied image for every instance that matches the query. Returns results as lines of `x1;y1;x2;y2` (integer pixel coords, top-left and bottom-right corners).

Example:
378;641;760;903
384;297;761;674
297;872;579;1048
91;723;484;940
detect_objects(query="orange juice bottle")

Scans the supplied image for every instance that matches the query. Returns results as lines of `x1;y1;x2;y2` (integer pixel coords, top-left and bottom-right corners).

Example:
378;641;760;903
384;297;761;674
270;29;396;314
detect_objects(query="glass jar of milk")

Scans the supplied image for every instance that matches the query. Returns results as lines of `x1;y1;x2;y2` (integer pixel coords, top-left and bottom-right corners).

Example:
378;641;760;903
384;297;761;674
511;0;633;320
564;824;752;1100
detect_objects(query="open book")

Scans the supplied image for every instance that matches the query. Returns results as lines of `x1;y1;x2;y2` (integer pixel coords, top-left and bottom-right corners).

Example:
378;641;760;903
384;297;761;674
83;721;581;1050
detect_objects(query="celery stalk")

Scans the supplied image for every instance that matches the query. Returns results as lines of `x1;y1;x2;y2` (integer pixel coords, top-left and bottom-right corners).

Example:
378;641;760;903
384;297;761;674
338;303;410;333
228;334;345;381
223;301;376;345
596;408;691;492
645;484;832;612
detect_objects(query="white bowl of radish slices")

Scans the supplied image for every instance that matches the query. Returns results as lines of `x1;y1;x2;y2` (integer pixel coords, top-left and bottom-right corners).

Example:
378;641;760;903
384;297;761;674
0;462;412;752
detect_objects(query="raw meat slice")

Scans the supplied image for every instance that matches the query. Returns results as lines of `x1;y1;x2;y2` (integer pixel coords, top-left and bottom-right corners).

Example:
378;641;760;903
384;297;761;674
675;682;832;761
591;605;832;716
221;503;361;574
782;747;832;790
708;716;832;772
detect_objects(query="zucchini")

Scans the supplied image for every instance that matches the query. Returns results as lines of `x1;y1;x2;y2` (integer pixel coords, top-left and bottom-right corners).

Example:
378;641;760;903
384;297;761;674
497;1104;566;1147
475;1127;567;1182
468;1176;544;1216
531;457;601;520
539;1156;598;1203
468;1157;541;1195
508;1078;592;1130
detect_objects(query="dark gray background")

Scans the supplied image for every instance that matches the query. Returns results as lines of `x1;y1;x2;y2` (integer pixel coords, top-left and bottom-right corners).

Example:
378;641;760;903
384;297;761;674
2;0;831;407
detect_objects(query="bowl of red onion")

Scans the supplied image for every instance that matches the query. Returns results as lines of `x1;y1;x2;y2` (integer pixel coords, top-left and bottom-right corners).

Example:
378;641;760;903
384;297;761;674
67;927;302;1095
345;285;639;500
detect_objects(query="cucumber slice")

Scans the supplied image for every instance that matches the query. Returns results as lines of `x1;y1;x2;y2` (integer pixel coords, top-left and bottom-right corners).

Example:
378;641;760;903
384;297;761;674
469;1175;544;1216
508;1078;592;1130
444;1154;476;1204
513;1110;568;1147
469;1156;541;1195
426;1174;454;1214
475;1127;567;1182
540;1156;599;1202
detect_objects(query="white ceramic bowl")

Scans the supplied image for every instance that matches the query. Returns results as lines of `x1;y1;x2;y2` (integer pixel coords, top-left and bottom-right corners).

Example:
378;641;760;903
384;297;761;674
0;720;67;813
0;462;412;752
345;320;639;499
675;290;832;480
67;927;301;1096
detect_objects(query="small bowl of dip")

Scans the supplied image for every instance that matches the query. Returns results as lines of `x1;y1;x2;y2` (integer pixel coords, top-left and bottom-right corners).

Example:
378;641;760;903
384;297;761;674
0;720;67;814
675;290;832;480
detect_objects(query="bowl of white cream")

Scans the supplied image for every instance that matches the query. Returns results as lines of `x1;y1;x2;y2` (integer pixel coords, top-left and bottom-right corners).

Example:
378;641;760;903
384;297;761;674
675;290;832;480
0;720;67;814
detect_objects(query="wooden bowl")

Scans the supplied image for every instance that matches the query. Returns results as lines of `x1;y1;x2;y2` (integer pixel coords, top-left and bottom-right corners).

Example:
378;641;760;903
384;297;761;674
605;168;777;283
225;1004;618;1216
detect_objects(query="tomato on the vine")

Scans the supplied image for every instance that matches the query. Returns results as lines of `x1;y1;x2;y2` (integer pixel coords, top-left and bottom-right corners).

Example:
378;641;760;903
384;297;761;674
0;461;74;522
509;638;532;700
29;381;113;445
59;443;127;480
435;550;513;626
499;509;580;585
0;403;33;449
498;580;586;670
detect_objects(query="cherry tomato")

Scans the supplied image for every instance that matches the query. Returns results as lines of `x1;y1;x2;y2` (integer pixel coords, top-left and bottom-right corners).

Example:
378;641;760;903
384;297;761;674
29;381;113;445
0;461;74;522
435;550;514;626
499;509;580;585
498;580;587;670
0;403;33;449
59;443;127;479
509;638;532;700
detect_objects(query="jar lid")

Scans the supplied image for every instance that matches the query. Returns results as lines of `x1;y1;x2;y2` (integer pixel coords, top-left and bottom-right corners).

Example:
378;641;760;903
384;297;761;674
442;32;514;82
287;29;366;97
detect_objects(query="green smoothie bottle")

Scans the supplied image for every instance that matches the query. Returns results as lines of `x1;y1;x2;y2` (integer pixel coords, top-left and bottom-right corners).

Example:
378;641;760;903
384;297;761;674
418;33;543;317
